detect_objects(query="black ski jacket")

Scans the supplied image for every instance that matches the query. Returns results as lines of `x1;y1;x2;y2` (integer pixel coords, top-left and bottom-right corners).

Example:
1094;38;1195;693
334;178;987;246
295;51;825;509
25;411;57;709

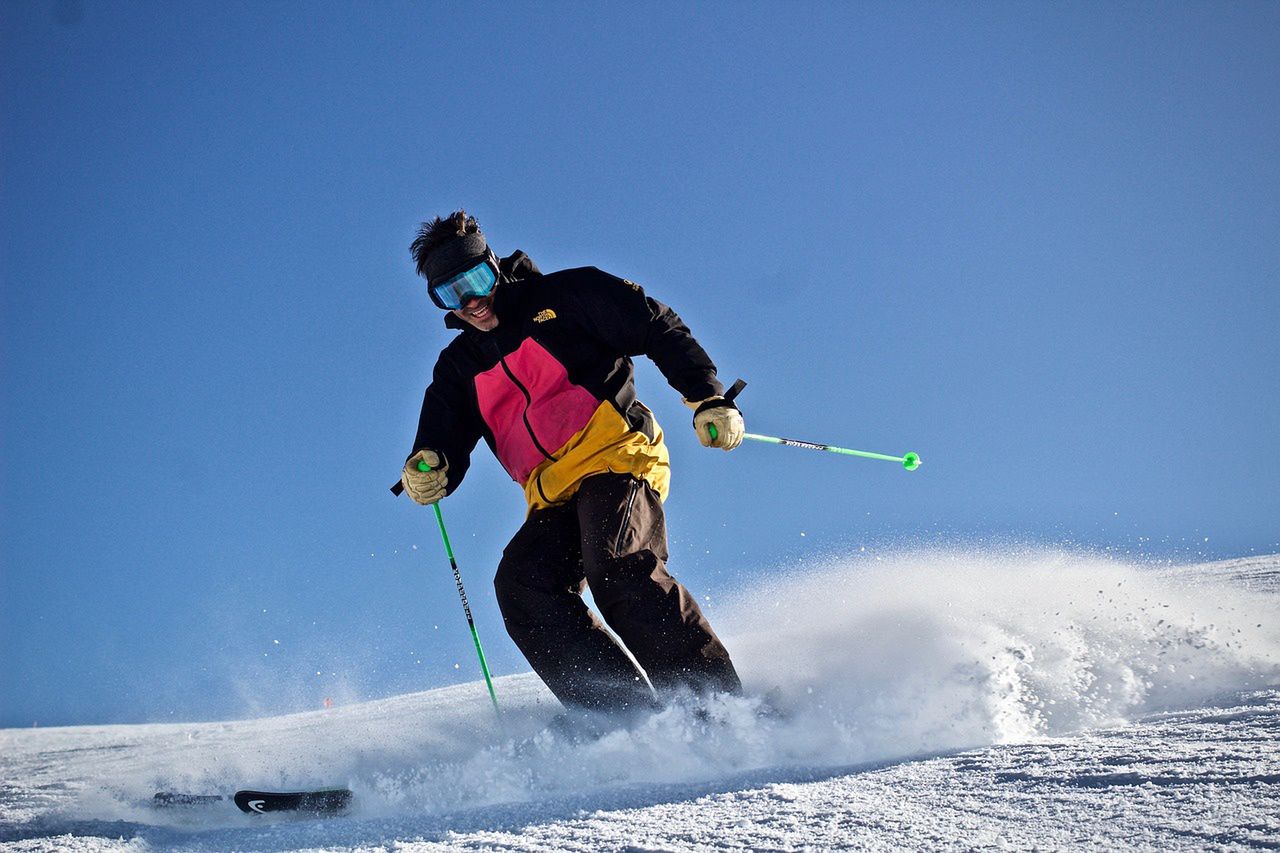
400;253;725;511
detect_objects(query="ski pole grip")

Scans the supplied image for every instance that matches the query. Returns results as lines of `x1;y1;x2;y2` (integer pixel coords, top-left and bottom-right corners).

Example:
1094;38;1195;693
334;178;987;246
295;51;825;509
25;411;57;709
390;458;436;495
706;378;746;444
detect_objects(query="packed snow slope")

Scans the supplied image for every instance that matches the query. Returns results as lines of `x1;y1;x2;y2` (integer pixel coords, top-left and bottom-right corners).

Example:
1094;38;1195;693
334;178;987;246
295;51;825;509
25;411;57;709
2;549;1278;851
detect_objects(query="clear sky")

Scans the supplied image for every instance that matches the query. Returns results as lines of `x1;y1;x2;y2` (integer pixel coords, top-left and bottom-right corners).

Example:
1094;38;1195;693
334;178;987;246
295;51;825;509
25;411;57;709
2;1;1277;729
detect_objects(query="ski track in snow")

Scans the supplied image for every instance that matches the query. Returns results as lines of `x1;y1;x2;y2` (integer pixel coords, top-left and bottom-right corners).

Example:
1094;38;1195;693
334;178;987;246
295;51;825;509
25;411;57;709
2;549;1278;851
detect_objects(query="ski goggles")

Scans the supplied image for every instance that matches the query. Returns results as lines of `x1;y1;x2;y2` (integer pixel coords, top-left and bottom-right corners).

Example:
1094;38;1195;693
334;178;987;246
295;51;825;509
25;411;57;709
427;251;500;311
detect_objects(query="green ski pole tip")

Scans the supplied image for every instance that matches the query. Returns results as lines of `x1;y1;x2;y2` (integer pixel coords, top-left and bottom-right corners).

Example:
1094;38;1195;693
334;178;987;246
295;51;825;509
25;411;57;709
417;460;432;472
903;452;921;471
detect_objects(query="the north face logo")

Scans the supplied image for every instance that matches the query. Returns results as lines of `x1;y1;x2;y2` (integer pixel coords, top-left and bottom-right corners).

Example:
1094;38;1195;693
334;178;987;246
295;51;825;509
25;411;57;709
533;308;557;323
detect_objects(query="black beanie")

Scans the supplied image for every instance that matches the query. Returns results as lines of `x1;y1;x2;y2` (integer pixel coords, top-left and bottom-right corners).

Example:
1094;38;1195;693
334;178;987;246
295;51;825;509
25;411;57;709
424;230;489;286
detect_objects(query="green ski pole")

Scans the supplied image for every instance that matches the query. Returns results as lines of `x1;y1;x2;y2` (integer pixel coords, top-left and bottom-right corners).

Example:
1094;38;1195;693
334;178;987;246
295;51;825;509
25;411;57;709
707;418;919;470
720;430;921;471
413;460;500;714
703;379;920;470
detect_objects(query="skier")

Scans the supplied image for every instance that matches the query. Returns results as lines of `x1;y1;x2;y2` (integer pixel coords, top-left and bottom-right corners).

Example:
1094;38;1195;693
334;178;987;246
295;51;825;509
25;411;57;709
395;210;744;720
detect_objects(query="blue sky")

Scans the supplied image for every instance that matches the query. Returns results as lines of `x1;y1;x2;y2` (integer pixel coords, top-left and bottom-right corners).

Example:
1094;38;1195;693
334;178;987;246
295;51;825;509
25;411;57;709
2;1;1277;728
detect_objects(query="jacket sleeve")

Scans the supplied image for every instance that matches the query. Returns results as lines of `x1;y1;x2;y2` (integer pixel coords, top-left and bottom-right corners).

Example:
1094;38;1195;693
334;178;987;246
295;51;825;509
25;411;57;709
564;268;725;402
406;346;483;496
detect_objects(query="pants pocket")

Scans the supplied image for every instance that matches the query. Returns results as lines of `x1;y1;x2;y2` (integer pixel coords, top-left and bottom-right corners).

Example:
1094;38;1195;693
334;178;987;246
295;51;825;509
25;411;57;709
613;477;639;557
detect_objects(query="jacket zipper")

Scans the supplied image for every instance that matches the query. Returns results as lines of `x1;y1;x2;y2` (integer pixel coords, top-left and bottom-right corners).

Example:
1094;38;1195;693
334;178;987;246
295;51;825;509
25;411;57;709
534;471;552;505
498;355;557;461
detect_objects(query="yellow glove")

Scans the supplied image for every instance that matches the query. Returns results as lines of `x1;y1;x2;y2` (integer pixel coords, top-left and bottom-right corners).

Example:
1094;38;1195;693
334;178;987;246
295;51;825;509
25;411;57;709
685;396;745;451
401;449;448;506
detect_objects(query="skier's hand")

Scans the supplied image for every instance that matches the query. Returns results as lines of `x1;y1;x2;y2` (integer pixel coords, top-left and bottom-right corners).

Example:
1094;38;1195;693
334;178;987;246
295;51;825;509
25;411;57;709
401;449;448;505
685;396;744;451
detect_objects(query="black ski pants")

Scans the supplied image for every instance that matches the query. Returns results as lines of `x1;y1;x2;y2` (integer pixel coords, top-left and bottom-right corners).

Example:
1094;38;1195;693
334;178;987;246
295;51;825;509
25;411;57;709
494;472;741;714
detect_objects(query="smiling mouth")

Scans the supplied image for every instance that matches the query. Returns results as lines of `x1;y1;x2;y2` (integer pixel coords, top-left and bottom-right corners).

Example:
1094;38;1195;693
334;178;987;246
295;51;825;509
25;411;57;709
463;300;492;320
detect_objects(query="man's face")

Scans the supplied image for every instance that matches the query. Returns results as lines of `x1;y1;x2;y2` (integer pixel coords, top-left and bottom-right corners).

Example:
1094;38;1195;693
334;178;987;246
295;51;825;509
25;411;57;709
453;293;498;331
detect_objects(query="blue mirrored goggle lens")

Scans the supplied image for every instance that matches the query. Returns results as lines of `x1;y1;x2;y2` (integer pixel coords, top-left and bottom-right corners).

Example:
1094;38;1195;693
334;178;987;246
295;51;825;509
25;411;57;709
431;260;497;310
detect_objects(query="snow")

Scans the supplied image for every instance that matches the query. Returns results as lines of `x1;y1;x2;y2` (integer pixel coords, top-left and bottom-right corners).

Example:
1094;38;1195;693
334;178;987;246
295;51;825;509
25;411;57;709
2;550;1278;851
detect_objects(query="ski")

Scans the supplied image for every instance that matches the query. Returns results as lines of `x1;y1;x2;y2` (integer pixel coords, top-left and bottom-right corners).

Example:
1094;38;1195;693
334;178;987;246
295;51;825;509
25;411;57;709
153;791;224;807
234;788;352;815
152;788;352;815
